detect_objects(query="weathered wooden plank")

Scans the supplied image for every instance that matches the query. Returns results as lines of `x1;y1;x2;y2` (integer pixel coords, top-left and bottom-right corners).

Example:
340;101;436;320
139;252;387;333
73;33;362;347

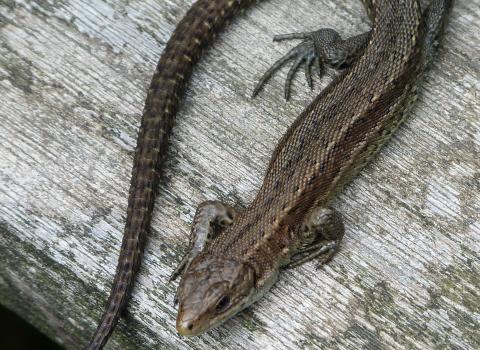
0;0;478;349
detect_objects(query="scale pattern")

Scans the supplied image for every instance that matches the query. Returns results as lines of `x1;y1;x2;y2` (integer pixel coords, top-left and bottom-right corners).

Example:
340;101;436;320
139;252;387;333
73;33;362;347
177;0;451;336
209;0;425;281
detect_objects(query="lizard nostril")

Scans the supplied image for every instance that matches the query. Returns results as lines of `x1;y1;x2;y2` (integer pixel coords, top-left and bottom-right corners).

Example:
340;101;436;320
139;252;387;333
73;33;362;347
177;319;195;335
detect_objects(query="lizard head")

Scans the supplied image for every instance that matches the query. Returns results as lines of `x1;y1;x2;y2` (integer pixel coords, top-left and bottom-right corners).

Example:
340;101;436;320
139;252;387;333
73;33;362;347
175;254;256;336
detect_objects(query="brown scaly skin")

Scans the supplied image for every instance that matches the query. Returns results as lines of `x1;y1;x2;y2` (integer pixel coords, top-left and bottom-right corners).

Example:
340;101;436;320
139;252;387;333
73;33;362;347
174;0;452;337
88;1;257;349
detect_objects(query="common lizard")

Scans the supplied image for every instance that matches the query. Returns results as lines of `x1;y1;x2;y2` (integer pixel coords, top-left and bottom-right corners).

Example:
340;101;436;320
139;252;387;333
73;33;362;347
88;0;452;348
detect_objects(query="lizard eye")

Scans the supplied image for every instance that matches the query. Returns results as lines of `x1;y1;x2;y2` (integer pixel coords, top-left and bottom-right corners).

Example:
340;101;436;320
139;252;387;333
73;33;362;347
215;295;230;313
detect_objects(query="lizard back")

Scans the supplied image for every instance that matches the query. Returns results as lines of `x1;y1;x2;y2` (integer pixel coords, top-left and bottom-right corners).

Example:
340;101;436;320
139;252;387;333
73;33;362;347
208;0;425;282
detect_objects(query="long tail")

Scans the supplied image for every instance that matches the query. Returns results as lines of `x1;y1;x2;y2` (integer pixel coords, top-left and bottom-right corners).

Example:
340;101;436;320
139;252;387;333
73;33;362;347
88;1;256;349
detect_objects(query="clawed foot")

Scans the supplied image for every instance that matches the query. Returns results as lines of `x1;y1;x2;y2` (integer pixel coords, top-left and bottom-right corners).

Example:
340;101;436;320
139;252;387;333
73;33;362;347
286;239;340;270
169;201;239;305
252;32;321;100
284;206;344;269
252;28;370;100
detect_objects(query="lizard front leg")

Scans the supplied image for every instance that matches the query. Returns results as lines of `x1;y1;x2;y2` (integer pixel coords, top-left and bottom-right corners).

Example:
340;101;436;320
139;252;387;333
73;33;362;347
285;207;344;269
170;201;239;284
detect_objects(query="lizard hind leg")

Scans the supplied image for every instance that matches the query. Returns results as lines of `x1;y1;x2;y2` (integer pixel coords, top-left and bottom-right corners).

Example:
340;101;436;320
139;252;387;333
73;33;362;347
285;207;345;270
169;201;238;284
252;28;371;100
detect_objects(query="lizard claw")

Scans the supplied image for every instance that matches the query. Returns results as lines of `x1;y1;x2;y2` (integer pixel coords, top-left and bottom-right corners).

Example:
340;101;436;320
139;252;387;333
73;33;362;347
304;52;315;89
252;36;319;100
252;28;369;100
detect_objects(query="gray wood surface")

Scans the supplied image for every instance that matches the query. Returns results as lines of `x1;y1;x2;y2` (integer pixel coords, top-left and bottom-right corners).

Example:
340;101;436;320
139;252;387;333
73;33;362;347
0;0;478;349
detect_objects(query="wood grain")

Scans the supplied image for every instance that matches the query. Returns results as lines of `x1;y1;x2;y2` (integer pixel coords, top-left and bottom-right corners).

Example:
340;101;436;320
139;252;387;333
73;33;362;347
0;0;478;349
